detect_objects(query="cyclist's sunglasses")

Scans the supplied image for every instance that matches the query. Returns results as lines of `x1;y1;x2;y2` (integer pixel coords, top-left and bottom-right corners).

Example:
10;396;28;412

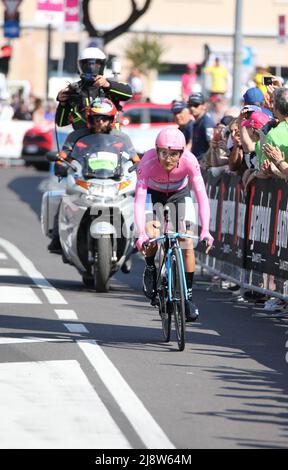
157;148;182;160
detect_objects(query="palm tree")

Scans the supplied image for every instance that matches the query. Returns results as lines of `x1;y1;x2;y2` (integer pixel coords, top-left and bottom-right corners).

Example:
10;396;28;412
125;33;166;99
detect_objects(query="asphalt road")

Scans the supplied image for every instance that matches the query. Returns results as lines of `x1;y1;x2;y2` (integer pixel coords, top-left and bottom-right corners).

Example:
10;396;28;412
0;165;287;450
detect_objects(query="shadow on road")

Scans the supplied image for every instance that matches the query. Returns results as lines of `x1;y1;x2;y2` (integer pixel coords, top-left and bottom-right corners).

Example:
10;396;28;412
8;171;49;220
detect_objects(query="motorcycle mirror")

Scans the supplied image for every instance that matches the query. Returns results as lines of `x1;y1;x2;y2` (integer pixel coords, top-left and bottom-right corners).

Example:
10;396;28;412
46;151;59;162
128;163;138;173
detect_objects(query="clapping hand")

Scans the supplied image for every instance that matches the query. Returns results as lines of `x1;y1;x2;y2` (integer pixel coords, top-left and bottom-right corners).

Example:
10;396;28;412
262;143;284;167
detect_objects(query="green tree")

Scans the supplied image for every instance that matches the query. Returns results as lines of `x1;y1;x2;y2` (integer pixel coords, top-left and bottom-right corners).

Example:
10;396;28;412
124;33;165;76
125;33;165;99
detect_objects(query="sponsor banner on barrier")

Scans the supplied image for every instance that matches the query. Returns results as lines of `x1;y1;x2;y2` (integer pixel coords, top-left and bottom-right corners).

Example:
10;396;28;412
0;120;34;158
246;178;288;277
197;171;288;280
198;172;247;268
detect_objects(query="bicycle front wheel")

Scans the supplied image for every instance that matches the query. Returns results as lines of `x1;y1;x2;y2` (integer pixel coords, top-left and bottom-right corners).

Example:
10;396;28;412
171;247;186;351
157;244;171;342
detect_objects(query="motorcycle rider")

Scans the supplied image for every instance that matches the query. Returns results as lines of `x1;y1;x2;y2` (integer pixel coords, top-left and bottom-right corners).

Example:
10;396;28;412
59;98;140;163
49;98;139;274
134;127;214;322
55;47;132;130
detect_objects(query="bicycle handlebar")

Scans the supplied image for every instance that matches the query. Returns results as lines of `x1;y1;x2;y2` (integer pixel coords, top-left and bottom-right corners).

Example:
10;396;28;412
142;233;212;251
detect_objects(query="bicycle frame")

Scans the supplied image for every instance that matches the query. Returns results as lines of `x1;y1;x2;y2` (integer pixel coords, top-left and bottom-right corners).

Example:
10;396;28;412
149;232;197;302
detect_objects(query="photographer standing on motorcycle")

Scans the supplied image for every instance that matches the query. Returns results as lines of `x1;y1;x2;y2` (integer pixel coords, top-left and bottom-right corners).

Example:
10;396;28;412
55;47;132;130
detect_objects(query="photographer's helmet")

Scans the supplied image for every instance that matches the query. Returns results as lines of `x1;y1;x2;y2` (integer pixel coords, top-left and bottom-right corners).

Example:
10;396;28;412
78;47;106;76
155;128;186;153
85;98;117;129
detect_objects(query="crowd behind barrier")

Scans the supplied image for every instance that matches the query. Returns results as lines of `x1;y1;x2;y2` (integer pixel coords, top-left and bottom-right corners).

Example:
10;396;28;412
195;171;288;300
165;68;288;310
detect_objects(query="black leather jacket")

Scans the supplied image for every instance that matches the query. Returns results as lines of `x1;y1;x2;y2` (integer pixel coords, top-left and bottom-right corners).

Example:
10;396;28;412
55;78;132;129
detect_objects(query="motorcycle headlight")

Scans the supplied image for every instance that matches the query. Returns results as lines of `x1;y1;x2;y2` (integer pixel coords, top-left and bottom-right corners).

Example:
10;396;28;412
88;183;118;198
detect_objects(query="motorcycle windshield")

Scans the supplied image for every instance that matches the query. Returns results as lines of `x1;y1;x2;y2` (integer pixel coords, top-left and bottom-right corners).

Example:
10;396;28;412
70;133;130;179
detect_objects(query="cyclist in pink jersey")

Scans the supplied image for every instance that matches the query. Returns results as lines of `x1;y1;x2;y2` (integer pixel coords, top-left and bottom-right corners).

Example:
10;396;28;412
134;127;214;322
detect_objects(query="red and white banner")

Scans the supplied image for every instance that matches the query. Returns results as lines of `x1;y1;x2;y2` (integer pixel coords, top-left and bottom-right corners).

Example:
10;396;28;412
64;0;80;31
35;0;64;25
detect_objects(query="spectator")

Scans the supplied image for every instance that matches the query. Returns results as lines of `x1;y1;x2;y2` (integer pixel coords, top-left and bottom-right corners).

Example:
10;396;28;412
13;100;32;121
204;57;228;97
128;67;143;101
242;86;273;117
32;98;47;125
171;100;193;151
203;117;231;174
45;99;56;121
187;92;215;162
209;94;228;124
262;87;288;160
238;110;271;188
0;95;14;121
181;63;198;101
261;143;288;180
259;87;288;179
227;117;246;175
253;66;272;95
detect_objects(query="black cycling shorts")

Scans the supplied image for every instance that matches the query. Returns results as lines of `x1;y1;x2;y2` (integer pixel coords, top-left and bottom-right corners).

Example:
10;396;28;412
145;186;196;232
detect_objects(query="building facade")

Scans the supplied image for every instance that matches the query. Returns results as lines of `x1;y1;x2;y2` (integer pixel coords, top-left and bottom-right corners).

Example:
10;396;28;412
1;0;288;99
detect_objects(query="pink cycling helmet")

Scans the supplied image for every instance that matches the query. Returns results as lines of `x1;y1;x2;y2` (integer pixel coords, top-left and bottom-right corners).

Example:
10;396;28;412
156;128;186;151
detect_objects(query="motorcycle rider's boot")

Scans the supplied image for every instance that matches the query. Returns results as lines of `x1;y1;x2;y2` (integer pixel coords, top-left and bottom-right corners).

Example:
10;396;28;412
121;257;132;274
48;236;62;254
143;265;157;299
185;289;199;322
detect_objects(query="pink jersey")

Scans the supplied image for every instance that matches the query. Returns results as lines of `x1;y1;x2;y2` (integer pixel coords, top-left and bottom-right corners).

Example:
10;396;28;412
134;148;211;239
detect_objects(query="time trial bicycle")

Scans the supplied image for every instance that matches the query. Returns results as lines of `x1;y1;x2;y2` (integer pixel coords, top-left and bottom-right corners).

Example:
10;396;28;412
145;208;198;351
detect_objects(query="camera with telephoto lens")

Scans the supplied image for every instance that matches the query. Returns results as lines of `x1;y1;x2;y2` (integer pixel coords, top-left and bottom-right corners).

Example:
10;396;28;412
262;76;273;86
67;82;82;101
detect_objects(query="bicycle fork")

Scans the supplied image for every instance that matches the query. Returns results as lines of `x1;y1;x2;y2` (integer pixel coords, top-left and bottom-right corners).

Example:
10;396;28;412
167;246;189;303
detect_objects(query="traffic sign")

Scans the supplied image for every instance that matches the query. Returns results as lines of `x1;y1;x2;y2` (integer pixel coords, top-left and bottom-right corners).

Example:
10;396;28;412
4;11;20;38
1;0;22;18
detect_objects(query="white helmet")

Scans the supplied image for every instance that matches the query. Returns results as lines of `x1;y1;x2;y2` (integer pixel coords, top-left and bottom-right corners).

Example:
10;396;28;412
77;47;106;76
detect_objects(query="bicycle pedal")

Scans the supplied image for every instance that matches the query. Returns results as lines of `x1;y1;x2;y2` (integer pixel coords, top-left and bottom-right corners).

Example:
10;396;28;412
150;296;159;307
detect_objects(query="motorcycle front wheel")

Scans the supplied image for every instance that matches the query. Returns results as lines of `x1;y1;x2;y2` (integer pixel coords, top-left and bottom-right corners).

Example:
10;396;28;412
94;236;112;293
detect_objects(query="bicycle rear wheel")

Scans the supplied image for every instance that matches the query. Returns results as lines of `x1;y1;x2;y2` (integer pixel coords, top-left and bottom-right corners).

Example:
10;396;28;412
171;247;186;351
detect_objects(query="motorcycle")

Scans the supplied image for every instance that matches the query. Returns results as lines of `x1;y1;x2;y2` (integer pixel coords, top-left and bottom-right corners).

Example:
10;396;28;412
41;132;137;292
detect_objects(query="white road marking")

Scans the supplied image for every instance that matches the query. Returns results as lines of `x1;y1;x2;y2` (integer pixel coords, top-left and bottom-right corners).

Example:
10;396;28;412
54;309;78;320
0;337;70;345
0;268;20;276
0;253;7;260
78;339;175;449
0;238;67;305
0;240;172;449
64;323;89;333
0;360;131;449
0;286;41;304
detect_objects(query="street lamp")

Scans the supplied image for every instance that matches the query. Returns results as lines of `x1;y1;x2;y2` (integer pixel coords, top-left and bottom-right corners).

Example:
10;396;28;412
232;0;243;106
